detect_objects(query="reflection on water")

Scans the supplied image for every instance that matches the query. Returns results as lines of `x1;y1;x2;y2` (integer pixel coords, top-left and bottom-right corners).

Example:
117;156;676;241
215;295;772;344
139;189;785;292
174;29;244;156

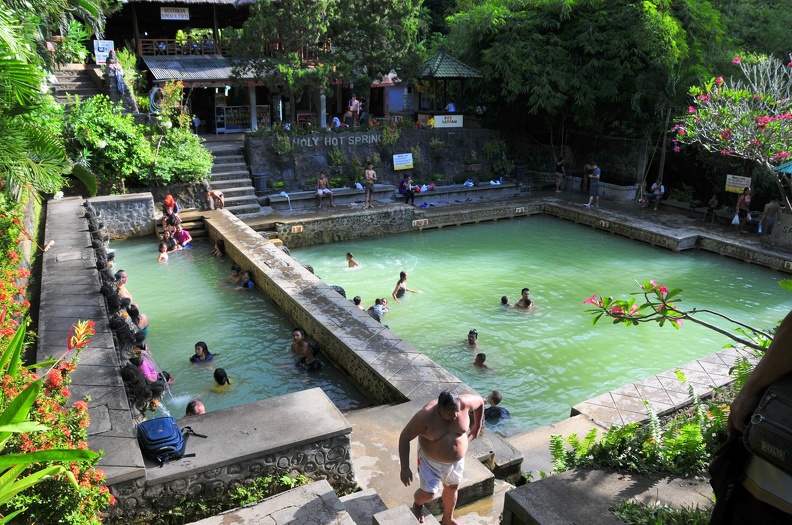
293;216;789;434
110;237;370;417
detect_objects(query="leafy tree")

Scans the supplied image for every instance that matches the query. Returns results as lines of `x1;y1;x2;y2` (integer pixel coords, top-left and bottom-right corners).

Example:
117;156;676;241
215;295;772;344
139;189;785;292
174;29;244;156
674;55;792;208
230;0;336;124
331;0;427;96
710;0;792;60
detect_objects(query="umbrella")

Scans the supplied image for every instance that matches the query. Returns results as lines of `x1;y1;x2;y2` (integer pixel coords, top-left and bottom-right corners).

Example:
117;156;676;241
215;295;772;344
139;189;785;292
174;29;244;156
774;160;792;174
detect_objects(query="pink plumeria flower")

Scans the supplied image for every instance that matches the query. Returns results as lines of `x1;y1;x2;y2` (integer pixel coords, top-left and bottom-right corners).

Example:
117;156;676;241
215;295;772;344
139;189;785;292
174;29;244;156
715;76;724;85
688;106;695;113
583;295;602;307
673;319;684;328
732;57;741;64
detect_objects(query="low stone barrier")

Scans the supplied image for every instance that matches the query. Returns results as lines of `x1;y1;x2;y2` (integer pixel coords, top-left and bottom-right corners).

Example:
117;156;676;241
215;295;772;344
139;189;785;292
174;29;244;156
398;182;521;205
266;184;397;211
89;193;156;239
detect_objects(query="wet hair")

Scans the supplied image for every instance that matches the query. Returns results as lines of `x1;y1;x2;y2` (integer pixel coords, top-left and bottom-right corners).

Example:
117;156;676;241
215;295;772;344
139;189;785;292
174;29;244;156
438;390;461;411
292;327;306;338
468;329;478;338
214;368;231;386
489;390;503;405
375;298;383;305
521;287;530;294
241;270;252;280
195;341;209;355
231;263;241;274
501;296;509;305
399;271;407;283
186;400;204;416
159;242;167;252
127;304;142;323
353;296;361;306
214;239;225;256
476;353;487;363
346;252;354;258
120;297;132;310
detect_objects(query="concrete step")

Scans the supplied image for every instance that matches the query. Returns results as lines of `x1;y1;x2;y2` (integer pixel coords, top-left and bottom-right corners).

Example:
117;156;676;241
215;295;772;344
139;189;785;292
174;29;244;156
204;144;244;154
339;488;388;525
212;155;245;164
212;161;247;173
215;186;256;199
374;505;441;525
189;480;356;525
211;170;250;181
506;414;607;477
501;468;711;525
53;88;103;98
225;202;261;216
224;195;259;206
210;178;254;189
469;429;524;481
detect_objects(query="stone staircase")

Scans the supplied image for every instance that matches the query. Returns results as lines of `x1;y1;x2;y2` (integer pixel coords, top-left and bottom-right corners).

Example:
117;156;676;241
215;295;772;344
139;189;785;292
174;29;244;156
50;65;103;104
204;139;261;218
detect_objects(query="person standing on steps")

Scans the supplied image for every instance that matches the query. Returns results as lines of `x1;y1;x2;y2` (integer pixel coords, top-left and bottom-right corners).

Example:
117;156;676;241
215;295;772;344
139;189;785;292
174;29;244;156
584;161;600;208
399;390;484;525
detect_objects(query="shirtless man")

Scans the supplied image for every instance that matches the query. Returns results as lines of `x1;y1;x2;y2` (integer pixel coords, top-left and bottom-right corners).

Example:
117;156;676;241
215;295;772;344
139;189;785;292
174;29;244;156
363;163;377;209
760;197;781;247
399;391;484;525
290;327;309;357
514;287;533;309
316;171;335;209
346;252;359;267
465;329;479;349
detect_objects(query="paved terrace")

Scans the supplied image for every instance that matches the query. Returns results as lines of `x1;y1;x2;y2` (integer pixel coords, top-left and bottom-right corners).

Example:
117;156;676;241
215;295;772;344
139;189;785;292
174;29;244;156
38;188;784;524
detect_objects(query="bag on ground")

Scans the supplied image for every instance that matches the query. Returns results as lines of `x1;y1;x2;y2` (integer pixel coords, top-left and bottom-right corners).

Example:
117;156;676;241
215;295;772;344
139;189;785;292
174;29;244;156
137;416;206;467
731;214;740;225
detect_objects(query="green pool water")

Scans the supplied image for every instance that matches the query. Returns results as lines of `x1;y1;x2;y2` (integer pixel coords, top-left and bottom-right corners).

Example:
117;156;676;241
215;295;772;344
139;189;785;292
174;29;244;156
293;216;789;435
110;237;370;418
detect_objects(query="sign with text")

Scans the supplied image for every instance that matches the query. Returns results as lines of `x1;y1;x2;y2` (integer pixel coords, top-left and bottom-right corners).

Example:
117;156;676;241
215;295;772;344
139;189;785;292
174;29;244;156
434;114;464;128
92;40;114;65
725;174;751;193
291;132;381;148
161;7;189;20
393;153;414;171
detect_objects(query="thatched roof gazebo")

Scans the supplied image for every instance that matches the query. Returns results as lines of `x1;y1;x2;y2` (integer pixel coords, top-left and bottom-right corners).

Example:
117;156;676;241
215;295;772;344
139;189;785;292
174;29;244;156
416;47;483;113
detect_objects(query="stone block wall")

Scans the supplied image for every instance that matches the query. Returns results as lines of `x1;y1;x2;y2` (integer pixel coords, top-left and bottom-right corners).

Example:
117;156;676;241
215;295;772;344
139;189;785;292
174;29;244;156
88;193;156;239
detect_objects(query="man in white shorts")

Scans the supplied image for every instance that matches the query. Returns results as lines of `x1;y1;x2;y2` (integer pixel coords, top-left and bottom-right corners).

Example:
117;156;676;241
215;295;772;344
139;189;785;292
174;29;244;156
316;171;335;209
399;390;484;525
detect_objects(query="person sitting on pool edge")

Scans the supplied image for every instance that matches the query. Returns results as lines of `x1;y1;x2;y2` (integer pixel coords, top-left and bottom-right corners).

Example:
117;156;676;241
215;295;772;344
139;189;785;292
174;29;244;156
185;399;206;416
213;368;232;389
474;353;490;369
514;288;533;309
190;341;219;363
466;329;479;349
484;390;510;422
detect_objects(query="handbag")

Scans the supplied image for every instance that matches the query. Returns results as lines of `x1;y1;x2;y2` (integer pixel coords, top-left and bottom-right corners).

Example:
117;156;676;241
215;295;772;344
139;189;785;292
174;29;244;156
731;214;740;225
743;374;792;475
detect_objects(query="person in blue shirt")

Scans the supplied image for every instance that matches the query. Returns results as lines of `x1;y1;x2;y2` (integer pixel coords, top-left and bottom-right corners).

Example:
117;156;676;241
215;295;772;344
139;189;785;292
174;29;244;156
237;270;254;290
190;341;219;363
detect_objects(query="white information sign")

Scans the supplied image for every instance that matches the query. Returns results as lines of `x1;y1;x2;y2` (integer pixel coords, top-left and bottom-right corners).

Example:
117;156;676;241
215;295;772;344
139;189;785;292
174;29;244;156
393;153;414;171
161;7;189;20
725;174;751;193
433;114;464;128
92;40;115;65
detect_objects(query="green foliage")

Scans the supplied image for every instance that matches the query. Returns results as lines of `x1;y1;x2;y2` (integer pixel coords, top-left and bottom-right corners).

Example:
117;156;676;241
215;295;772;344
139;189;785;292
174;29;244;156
151;127;213;185
54;20;90;64
463;152;479;165
327;147;346;166
380;122;401;148
116;48;145;100
272;133;295;155
669;183;694;202
272;181;285;189
429;137;445;150
410;146;422;167
612;501;712;524
365;151;383;168
482;139;507;161
63;95;153;184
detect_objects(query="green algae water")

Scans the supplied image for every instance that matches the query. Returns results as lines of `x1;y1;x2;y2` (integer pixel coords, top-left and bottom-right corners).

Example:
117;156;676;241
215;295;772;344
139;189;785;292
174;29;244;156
293;216;790;435
110;237;369;417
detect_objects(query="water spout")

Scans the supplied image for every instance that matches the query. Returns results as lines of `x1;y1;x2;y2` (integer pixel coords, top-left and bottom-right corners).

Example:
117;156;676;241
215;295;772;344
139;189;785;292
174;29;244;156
279;191;292;210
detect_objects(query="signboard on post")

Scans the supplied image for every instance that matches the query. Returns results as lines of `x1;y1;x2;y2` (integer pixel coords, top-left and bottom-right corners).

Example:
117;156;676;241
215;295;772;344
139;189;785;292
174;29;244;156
393;153;414;171
434;114;464;128
725;174;751;193
161;7;189;20
92;40;114;65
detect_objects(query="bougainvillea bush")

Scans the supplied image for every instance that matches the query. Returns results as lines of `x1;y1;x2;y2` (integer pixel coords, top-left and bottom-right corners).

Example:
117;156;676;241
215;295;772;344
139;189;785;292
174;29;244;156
0;197;29;338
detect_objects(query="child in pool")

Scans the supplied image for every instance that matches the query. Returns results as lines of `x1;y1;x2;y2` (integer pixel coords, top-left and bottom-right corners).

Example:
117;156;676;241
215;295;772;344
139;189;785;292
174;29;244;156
190;341;219;363
157;242;168;263
237;270;254;290
213;367;232;390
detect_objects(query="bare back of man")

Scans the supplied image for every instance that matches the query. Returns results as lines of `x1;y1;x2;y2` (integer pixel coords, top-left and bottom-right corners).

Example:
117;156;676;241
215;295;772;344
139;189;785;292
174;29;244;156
399;391;484;525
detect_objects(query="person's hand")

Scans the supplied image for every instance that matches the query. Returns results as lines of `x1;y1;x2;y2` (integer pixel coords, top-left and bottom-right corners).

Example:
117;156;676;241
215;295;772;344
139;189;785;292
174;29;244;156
728;389;763;436
400;466;413;486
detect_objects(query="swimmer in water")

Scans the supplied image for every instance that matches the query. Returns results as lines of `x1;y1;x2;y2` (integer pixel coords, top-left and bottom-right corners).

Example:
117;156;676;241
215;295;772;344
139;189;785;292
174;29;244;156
346;252;359;267
392;271;418;303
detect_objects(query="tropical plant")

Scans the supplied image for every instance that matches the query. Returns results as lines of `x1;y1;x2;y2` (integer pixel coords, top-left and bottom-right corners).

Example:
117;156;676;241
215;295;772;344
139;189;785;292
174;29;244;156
612;501;712;525
428;137;445;150
327;147;346;166
463;152;479;165
409;146;422;167
53;20;90;64
380;122;401;148
272;133;295;155
0;319;112;524
151;127;213;185
674;55;792;208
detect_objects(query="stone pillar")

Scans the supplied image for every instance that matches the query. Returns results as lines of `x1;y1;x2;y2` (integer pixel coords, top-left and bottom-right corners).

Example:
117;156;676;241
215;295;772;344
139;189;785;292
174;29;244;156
248;85;257;131
319;89;327;129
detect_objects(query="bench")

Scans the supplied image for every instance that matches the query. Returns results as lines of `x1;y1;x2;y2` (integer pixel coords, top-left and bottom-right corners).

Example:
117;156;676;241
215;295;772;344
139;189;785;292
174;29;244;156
266;184;397;211
396;182;521;206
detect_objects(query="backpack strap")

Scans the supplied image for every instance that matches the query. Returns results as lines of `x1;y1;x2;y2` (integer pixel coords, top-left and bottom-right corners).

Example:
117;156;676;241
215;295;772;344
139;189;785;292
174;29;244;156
182;426;208;439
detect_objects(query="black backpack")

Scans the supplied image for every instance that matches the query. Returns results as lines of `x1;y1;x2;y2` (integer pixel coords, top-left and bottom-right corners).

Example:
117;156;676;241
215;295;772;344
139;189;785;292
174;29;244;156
137;417;207;467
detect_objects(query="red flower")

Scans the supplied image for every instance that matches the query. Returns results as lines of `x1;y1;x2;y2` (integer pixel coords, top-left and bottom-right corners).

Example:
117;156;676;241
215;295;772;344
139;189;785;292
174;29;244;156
715;76;724;85
732;57;741;64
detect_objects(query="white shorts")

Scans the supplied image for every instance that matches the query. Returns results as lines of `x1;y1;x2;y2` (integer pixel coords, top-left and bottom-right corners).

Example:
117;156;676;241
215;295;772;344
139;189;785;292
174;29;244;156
418;448;464;494
317;188;332;195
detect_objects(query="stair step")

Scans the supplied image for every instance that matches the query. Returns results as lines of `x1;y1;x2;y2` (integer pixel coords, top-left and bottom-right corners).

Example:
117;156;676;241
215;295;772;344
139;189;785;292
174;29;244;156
225;203;261;216
211;162;248;172
211;173;251;183
216;187;256;198
210;178;254;188
340;489;388;525
224;195;259;206
212;155;245;164
373;505;440;525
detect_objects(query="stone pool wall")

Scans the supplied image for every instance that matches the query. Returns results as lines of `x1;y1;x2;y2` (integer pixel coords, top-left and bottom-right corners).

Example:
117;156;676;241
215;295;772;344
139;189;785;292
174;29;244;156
89;193;156;239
